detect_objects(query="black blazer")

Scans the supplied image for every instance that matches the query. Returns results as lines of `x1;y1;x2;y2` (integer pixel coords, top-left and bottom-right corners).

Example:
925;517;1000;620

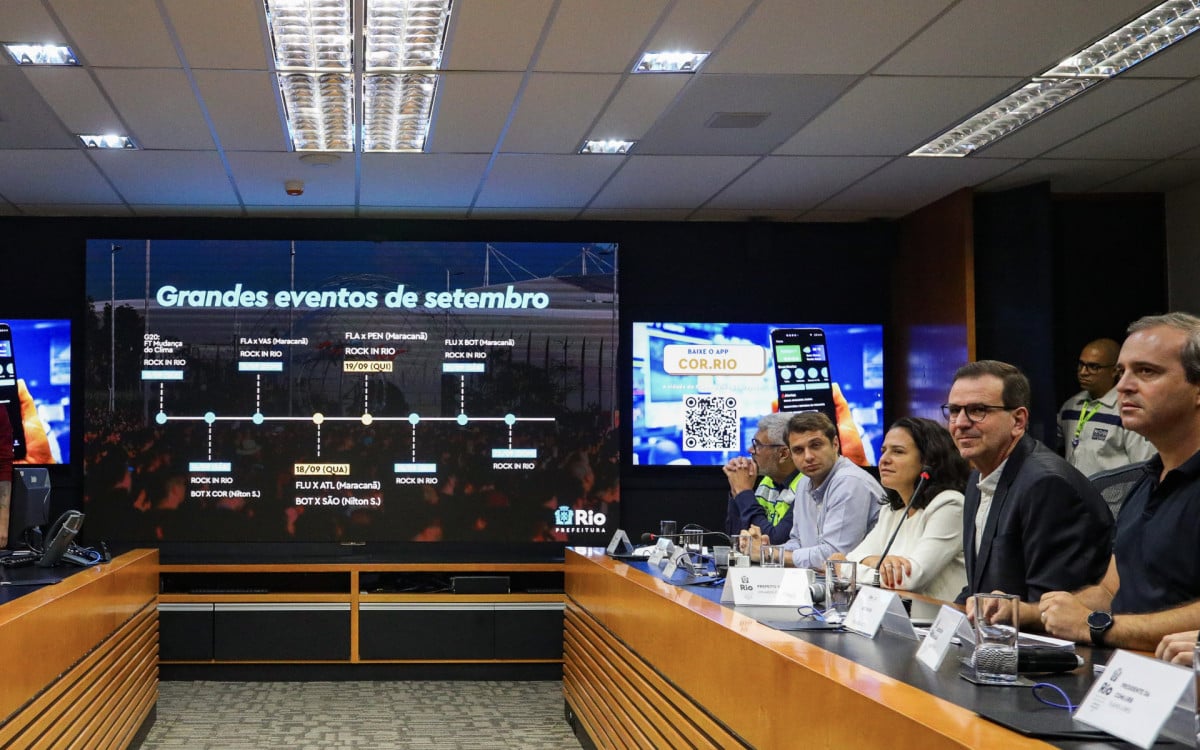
958;434;1113;603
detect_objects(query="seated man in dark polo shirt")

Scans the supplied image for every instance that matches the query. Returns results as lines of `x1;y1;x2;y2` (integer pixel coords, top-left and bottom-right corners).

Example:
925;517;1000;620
1038;312;1200;650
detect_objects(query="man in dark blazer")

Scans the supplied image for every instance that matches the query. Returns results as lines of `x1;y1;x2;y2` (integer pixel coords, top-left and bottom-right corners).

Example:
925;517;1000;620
946;360;1113;629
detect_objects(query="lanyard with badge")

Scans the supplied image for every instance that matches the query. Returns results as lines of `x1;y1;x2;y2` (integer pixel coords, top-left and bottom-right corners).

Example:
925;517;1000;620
1072;400;1102;448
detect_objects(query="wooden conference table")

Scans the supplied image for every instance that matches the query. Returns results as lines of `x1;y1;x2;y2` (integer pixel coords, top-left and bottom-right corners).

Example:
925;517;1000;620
563;548;1195;749
0;549;159;749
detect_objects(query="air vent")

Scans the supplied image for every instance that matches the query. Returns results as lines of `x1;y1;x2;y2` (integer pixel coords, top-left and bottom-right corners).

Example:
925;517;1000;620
705;112;769;129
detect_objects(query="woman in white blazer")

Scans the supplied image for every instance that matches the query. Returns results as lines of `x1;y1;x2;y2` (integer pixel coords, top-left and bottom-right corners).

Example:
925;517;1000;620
835;416;971;621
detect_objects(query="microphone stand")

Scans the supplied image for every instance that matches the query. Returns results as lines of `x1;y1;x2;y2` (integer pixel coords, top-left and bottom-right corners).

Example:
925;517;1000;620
873;467;931;585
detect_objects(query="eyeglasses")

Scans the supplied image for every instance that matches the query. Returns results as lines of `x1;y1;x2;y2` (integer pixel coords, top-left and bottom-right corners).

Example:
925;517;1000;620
941;403;1011;424
1077;360;1116;373
750;438;786;452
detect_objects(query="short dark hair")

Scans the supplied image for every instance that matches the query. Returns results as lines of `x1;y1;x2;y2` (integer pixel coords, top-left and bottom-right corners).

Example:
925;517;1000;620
883;417;970;511
787;411;837;444
952;360;1031;410
1127;312;1200;385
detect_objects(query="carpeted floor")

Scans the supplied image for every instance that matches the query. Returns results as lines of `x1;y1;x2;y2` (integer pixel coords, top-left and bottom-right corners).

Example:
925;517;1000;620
139;680;582;750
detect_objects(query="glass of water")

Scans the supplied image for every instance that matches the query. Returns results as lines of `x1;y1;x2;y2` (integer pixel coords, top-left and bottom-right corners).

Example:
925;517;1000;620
824;559;857;624
972;593;1020;683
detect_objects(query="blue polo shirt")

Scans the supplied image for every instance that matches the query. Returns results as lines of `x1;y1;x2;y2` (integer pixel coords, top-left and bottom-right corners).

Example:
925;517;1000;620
1111;449;1200;614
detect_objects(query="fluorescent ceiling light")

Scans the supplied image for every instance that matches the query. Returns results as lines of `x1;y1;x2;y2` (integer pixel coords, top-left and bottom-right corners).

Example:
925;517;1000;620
3;43;78;65
264;0;451;153
633;51;708;73
362;0;451;152
78;134;137;150
579;140;636;155
911;0;1200;157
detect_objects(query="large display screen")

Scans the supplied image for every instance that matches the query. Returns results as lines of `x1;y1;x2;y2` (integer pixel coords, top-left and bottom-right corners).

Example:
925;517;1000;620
83;240;618;546
632;322;884;467
0;318;71;465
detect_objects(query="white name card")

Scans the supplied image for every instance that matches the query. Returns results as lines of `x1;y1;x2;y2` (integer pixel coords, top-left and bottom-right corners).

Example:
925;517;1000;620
915;605;967;670
843;586;915;639
721;568;814;607
1074;650;1193;749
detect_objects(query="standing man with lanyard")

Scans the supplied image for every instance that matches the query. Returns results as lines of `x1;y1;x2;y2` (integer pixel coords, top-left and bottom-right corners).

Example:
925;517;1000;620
1057;338;1155;479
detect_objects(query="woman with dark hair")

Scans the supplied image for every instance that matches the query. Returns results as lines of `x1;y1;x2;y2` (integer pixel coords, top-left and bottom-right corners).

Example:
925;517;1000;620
835;417;970;619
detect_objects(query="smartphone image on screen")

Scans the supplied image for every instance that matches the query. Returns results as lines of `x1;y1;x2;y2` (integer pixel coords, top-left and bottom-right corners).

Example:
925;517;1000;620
770;327;835;423
0;323;28;460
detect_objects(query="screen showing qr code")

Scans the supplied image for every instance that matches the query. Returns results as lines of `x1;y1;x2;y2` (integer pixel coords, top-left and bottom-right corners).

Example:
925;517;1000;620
683;395;740;451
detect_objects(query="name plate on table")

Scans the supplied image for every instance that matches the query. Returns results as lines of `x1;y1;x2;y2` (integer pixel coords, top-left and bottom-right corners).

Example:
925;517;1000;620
647;537;674;567
721;568;814;606
915;605;967;670
843;587;917;640
1074;650;1192;749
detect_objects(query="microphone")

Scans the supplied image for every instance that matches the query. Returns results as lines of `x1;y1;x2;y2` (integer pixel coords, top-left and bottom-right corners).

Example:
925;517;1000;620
640;527;733;546
874;466;932;578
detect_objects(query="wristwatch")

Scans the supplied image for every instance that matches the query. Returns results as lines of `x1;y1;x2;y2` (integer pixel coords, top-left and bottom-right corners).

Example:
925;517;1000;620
1087;611;1114;646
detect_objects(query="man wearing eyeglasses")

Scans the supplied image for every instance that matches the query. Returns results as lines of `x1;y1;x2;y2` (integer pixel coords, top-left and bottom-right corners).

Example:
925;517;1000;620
724;412;799;546
1056;338;1154;480
946;360;1112;626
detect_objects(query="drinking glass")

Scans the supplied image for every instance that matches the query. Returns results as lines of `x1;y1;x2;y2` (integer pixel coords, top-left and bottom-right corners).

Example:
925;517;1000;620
824;560;857;624
659;520;677;540
972;593;1020;683
759;544;785;568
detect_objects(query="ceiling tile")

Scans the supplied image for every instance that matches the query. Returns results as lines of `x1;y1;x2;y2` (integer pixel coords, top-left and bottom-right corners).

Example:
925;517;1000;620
978;158;1153;194
591;155;756;209
93;150;236;204
1098;160;1200;193
359;206;471;219
427;72;523;153
243;204;354;217
501;73;620;153
130;204;243;217
194;70;286;151
0;149;123;203
469;207;581;220
1047;79;1200;160
443;0;553;71
637;74;856;155
879;0;1152;76
981;78;1182;160
96;68;214;149
23;66;122;133
590;75;689;140
686;209;799;222
227;151;355;205
361;153;490;207
578;208;694;221
644;0;754;51
535;0;669;73
820;156;1022;213
708;156;889;210
475;154;622;207
50;0;181;67
798;208;905;222
776;76;1022;156
707;0;952;75
165;0;271;71
0;0;62;41
0;68;76;147
15;203;133;216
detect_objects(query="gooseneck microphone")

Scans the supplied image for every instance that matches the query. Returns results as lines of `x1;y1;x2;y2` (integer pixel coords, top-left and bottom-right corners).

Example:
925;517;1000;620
640;526;733;546
874;466;932;577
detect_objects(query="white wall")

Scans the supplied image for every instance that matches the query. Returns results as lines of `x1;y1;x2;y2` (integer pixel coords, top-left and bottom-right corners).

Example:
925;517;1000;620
1166;183;1200;314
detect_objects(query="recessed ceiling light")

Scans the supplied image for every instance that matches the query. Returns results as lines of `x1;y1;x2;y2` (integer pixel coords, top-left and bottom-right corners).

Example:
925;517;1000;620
633;51;708;74
579;140;636;155
3;43;79;66
911;0;1200;157
78;134;137;150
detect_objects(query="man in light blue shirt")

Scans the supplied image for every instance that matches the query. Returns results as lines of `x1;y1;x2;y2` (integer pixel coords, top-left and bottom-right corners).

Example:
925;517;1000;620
780;411;884;569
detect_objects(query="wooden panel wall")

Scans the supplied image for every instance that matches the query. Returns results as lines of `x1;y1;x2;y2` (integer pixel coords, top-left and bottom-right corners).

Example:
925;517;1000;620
0;550;159;750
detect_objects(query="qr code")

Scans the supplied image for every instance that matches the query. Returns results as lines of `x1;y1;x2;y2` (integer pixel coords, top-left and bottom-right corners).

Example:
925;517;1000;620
682;395;739;451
